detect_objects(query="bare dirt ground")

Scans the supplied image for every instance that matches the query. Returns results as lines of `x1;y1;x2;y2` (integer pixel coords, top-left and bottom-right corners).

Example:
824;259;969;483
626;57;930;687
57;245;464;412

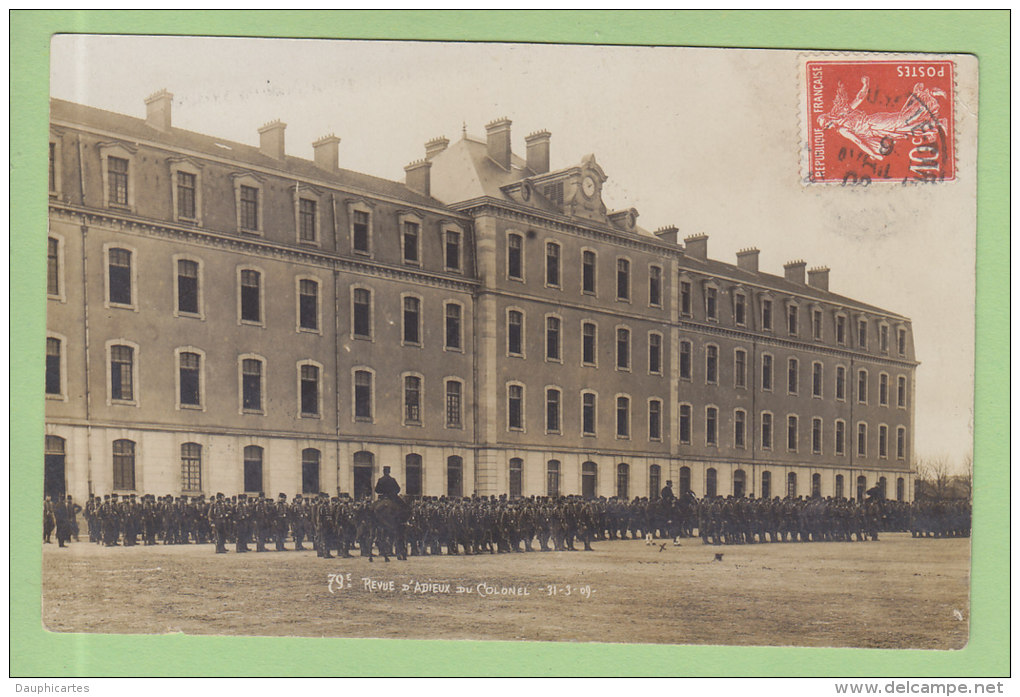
42;533;970;649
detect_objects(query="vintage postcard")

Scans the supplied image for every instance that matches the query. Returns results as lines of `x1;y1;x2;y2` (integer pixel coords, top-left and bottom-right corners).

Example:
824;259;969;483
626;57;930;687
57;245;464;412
39;36;977;653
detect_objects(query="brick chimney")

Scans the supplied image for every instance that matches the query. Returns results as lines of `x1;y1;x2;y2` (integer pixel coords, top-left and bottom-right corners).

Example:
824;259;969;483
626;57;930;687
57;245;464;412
807;266;830;291
312;134;340;171
485;117;513;170
258;120;286;160
425;136;449;160
405;159;432;196
684;233;709;261
736;247;760;273
145;89;173;131
525;130;551;174
784;260;807;284
654;225;679;245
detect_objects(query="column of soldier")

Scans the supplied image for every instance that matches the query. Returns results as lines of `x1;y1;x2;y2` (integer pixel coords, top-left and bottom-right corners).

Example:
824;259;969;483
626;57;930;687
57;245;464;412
43;488;971;554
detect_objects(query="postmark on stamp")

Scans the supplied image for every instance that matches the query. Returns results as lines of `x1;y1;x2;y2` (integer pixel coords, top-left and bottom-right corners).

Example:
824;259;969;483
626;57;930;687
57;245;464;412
804;59;955;184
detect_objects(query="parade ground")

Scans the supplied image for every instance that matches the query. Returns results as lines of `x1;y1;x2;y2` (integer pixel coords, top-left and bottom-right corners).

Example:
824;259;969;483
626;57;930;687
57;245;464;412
41;533;969;649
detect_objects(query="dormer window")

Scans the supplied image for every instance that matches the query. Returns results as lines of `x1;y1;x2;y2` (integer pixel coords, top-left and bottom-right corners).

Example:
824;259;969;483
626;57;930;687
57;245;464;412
734;292;746;326
169;158;203;224
705;285;718;321
761;296;773;331
232;173;264;235
99;142;137;211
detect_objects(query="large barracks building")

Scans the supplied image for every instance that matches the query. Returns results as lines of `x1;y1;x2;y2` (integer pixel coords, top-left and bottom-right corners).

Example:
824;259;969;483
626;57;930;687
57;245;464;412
45;92;917;504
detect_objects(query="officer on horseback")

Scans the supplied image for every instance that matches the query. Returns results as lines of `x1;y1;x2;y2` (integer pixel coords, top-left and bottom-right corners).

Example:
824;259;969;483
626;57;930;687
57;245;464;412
375;466;402;503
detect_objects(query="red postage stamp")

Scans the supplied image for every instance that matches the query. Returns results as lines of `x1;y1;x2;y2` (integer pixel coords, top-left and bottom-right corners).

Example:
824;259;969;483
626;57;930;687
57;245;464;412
805;59;955;184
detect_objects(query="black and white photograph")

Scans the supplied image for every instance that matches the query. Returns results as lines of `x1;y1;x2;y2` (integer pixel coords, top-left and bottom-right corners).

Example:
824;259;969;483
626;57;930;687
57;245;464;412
41;35;976;649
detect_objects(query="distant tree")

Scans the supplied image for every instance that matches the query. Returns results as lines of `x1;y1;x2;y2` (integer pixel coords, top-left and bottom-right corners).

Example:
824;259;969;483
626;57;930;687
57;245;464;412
914;455;953;500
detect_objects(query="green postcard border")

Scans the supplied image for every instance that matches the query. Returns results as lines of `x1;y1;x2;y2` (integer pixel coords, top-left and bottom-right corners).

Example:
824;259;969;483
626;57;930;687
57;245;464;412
10;10;1009;677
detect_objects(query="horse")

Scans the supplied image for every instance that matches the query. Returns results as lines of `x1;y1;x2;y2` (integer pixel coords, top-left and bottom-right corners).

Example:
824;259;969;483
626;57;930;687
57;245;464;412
368;497;410;562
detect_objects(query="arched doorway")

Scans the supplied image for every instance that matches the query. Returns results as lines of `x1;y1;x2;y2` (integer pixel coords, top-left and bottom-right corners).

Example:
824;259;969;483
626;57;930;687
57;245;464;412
811;473;822;498
353;450;374;499
878;476;888;499
896;477;905;502
733;469;746;498
44;435;66;500
705;468;717;498
761;470;772;499
405;453;422;497
678;466;691;496
447;455;463;498
835;474;845;499
856;475;867;502
617;463;629;499
649;464;661;498
787;471;798;498
581;461;598;499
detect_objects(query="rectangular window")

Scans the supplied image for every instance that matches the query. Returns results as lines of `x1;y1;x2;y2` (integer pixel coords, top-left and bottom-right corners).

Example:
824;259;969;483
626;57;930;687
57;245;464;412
857;423;867;457
404;376;421;424
353;288;371;338
301;364;320;416
49;142;56;192
679;405;692;444
812;418;822;454
403;296;421;345
649;266;662;306
788;358;798;394
648;400;661;440
812;309;823;340
787;415;798;451
761;413;773;449
240;270;261;323
734;410;746;449
352;210;370;253
299;279;318;331
582;322;596;365
108;156;129;206
546;388;561;433
582;251;596;294
897;328;907;356
680;281;692;316
108;248;132;306
648;333;661;374
734;349;747;388
403;221;420;264
616;397;630;438
706;346;718;384
181;443;201;492
734;294;746;326
242;358;262;412
508;310;523;355
812;362;823;397
879;425;888;457
179;352;201;407
177;172;197;219
354;371;372;421
897;376;907;407
45;338;61;395
445;303;462;350
546;243;560;287
706;407;718;445
616;328;630;369
508;234;523;279
508;385;523;430
110;345;134;401
836;366;846;400
879;374;889;405
446;381;462;428
177;260;199;315
47;238;60;296
836;315;847;344
897;427;906;459
761;298;773;330
112;440;135;490
582;393;596;435
240;185;259;231
880;325;889;353
706;287;717;320
616;259;630;300
761;354;773;391
835;421;846;456
299;198;317;242
787;305;798;335
679;341;692;380
546;316;561;360
857;319;868;349
445;230;461;271
857;370;868;403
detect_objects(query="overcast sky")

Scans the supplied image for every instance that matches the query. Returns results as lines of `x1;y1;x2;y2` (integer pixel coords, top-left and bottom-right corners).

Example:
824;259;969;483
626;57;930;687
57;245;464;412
50;36;977;472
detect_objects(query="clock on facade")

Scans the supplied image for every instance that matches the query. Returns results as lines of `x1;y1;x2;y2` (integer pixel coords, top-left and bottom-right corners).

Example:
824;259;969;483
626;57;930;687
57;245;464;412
581;175;596;198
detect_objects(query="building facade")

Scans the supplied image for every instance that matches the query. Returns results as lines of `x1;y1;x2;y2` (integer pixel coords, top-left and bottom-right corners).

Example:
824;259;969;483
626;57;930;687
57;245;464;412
45;93;917;503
